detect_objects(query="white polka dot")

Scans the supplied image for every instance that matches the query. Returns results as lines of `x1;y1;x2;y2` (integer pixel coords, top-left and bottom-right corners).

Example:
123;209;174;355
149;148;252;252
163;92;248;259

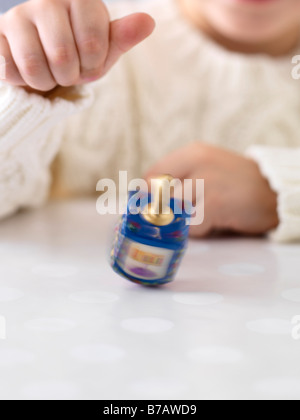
22;381;80;400
246;319;292;335
282;288;300;303
25;318;77;332
0;288;24;302
71;344;125;363
219;263;265;276
255;378;300;399
188;346;244;364
173;292;224;306
69;291;119;304
121;318;174;334
130;378;187;399
0;348;35;367
32;264;78;278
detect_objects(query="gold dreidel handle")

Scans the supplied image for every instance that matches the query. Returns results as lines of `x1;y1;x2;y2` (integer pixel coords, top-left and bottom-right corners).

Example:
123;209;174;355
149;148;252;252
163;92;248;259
143;175;175;226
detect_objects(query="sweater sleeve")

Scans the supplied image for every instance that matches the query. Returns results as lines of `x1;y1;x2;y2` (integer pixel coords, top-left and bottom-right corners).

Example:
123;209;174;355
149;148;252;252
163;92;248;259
0;82;93;219
247;145;300;243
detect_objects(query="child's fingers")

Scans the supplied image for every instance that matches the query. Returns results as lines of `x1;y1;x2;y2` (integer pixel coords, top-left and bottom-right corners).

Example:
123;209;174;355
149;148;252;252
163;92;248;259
34;3;80;87
104;13;155;74
70;0;109;81
189;222;212;238
145;145;196;181
0;34;25;86
5;17;56;91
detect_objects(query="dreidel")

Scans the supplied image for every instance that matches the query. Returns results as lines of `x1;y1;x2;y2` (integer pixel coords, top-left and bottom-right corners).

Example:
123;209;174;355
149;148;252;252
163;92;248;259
111;175;191;286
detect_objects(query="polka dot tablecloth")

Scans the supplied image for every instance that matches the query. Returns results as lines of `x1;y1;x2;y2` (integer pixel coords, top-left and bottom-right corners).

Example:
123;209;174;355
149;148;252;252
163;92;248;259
0;199;300;400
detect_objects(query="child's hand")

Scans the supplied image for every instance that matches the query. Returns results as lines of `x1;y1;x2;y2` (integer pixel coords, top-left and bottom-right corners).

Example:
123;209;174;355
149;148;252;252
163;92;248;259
0;0;155;93
146;143;279;237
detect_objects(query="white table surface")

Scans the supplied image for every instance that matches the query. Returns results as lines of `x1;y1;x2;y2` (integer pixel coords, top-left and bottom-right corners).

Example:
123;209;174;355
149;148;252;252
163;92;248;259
0;199;300;400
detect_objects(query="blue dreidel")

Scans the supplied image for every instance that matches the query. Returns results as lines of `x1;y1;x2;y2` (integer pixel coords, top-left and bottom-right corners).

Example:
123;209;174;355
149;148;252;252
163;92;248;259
111;175;191;286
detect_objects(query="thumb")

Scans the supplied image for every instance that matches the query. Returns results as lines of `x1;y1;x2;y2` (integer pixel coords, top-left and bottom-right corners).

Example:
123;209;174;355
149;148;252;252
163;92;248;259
104;13;155;73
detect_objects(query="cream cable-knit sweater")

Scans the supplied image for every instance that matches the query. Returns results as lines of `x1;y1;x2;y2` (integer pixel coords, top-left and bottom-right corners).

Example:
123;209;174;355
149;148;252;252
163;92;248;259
0;0;300;242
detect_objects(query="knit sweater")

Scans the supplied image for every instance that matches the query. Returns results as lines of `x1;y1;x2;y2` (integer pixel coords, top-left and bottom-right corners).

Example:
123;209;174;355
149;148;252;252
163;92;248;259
0;0;300;242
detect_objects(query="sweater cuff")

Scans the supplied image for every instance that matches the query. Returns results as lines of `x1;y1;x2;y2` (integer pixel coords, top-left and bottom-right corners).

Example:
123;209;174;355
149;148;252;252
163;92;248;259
0;82;93;153
247;145;300;243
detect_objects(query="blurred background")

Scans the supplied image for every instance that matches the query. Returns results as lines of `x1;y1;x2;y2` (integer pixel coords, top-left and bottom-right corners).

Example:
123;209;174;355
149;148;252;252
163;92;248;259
0;0;141;12
1;0;22;11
